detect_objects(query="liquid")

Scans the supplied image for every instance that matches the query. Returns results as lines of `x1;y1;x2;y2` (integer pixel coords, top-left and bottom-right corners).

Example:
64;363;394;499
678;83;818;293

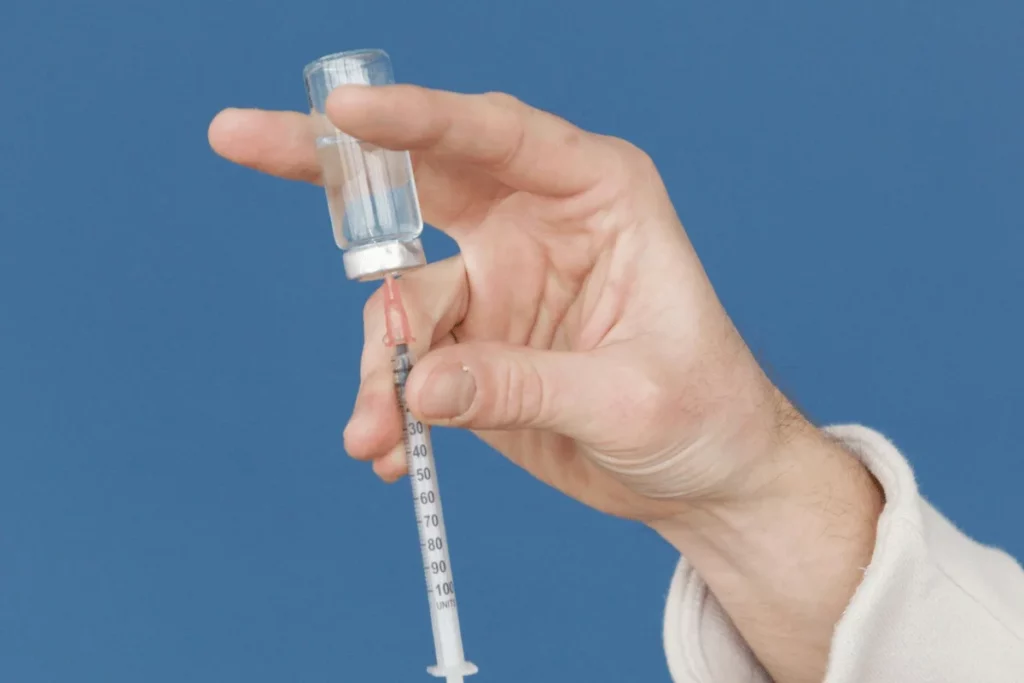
315;135;422;250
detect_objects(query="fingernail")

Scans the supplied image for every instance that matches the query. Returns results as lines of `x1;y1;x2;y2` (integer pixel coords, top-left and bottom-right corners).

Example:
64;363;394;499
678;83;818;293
418;364;476;420
329;83;372;106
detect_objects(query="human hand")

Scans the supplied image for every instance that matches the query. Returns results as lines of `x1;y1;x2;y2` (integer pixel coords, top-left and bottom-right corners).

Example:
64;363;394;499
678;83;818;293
209;85;820;522
208;85;801;521
208;84;882;683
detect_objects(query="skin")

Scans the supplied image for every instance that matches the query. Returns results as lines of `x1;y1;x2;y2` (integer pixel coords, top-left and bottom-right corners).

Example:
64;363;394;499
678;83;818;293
208;84;883;683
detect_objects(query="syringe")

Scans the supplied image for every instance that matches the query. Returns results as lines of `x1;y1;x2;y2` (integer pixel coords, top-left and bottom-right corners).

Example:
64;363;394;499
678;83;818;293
384;275;477;683
302;49;476;680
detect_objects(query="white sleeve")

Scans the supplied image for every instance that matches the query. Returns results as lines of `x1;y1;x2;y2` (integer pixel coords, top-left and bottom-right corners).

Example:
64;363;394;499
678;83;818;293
662;424;1024;682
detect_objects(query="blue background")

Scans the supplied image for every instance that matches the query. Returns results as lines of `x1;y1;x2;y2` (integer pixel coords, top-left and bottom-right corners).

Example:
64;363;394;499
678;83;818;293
2;1;1022;681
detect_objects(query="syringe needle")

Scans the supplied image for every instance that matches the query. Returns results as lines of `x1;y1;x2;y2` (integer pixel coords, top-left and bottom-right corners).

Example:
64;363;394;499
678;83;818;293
384;275;477;681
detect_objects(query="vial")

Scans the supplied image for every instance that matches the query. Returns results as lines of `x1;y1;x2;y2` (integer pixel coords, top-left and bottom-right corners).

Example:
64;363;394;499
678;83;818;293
303;49;427;281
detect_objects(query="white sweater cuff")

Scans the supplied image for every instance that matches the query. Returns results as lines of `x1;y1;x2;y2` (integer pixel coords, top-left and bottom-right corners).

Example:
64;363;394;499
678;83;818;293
662;424;1024;682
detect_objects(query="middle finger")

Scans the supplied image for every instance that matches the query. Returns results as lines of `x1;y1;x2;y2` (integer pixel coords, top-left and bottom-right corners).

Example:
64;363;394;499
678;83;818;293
343;256;469;474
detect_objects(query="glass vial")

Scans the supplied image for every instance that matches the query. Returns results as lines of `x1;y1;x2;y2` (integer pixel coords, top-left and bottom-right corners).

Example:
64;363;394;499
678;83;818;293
303;49;427;281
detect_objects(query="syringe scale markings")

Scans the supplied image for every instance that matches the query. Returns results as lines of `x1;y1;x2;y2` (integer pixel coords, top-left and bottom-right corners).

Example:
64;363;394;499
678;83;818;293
386;275;476;682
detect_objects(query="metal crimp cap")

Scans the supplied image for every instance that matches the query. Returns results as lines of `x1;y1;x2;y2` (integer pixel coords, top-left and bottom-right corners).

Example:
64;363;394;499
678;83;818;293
342;239;427;281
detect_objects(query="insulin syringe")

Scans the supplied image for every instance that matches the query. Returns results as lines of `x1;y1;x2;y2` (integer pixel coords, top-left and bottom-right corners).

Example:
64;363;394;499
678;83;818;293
302;48;476;680
384;276;477;683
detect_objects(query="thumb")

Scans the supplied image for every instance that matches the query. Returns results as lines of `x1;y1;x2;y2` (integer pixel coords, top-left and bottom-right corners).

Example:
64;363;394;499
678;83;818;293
405;341;600;435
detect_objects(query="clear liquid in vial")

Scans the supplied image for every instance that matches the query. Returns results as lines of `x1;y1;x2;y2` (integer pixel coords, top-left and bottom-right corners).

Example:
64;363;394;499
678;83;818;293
315;135;422;250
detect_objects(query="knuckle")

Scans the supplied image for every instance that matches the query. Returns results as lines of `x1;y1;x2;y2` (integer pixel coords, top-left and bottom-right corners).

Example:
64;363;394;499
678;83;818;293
495;119;527;171
465;358;501;424
596;135;663;195
519;358;548;426
481;91;523;109
561;129;585;149
503;359;524;426
475;92;528;170
609;137;657;173
500;355;546;427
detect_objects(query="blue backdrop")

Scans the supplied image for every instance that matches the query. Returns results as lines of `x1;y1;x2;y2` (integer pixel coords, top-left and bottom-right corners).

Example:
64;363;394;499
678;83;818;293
2;2;1021;681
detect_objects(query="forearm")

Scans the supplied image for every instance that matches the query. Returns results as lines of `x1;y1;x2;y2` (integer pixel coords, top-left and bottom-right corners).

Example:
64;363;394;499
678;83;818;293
651;422;884;683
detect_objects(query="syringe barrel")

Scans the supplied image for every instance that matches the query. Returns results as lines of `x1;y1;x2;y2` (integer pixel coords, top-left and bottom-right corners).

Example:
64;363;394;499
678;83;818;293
392;344;476;679
303;49;426;281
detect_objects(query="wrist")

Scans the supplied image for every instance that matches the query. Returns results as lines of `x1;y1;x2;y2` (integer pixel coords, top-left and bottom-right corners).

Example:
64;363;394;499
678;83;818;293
652;422;883;567
650;420;884;682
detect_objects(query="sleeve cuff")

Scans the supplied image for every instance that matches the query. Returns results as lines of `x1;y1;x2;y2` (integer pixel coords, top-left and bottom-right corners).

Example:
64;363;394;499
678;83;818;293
662;550;771;682
662;424;1024;682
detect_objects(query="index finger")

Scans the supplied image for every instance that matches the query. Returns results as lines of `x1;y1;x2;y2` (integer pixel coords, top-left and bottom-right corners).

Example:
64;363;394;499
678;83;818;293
207;108;321;184
325;84;615;197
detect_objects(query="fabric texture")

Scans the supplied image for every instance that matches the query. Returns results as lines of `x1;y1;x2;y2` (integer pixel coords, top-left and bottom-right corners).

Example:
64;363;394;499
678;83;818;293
662;424;1024;682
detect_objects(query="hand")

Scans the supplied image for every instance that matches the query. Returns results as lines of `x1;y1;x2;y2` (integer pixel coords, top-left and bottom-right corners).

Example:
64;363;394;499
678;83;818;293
209;85;796;519
208;85;882;683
